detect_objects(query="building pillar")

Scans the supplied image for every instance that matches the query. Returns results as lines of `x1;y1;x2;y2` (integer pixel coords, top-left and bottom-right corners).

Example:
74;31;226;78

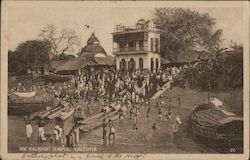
116;56;120;71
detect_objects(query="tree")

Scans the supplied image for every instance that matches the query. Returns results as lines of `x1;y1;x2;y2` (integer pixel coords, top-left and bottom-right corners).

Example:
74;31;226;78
11;40;51;74
153;8;223;61
39;24;80;60
8;50;25;75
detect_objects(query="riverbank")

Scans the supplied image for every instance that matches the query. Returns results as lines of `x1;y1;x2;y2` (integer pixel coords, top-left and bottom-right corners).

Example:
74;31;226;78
8;87;243;153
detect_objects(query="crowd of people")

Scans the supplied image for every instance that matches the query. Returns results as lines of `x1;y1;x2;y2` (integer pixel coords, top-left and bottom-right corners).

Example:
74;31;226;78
73;66;183;104
16;66;185;147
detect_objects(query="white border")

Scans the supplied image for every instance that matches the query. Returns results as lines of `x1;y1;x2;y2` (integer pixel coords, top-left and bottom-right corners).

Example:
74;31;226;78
1;1;249;160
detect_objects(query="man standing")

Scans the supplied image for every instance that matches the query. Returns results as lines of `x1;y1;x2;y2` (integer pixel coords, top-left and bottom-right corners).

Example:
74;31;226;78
102;119;108;146
37;118;46;142
158;107;163;121
146;102;150;121
152;122;159;131
174;114;182;133
24;114;33;143
108;120;116;146
74;123;80;147
178;94;181;106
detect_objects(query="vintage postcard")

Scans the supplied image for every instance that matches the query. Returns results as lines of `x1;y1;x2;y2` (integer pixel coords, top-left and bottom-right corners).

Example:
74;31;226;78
1;1;249;160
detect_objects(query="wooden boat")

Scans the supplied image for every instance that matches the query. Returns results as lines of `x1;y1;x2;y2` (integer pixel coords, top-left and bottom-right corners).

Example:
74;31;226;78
8;91;53;115
46;107;64;120
56;108;75;121
190;98;243;146
31;106;61;119
79;114;119;132
44;73;73;83
78;104;122;132
30;108;50;120
13;91;37;98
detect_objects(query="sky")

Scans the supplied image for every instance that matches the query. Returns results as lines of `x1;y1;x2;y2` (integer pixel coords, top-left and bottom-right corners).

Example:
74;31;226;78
7;3;245;56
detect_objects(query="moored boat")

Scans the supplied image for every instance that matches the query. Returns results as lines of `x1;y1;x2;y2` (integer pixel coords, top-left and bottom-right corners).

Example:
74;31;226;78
13;91;37;98
190;97;243;146
8;91;54;115
31;106;61;120
78;104;123;132
56;108;75;121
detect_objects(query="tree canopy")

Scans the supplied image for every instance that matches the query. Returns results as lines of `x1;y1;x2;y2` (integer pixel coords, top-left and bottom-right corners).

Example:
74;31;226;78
8;40;51;75
153;8;223;61
39;24;80;60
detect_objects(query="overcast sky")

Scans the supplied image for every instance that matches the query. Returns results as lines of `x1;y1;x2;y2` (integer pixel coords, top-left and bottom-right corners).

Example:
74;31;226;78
7;2;245;56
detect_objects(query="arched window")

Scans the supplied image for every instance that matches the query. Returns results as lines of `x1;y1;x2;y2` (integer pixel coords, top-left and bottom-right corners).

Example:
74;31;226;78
151;58;154;72
139;58;143;71
156;58;159;72
155;38;159;53
120;59;126;72
128;58;136;72
150;38;154;52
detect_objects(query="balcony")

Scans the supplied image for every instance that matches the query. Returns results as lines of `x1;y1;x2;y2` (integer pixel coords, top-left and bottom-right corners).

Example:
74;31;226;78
113;46;148;54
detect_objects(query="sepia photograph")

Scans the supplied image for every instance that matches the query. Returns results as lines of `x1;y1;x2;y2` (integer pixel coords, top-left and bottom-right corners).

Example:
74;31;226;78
1;1;249;160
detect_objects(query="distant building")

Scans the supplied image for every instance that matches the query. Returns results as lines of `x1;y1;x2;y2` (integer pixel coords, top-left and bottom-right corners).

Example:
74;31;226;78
79;32;107;58
112;19;161;72
48;33;115;74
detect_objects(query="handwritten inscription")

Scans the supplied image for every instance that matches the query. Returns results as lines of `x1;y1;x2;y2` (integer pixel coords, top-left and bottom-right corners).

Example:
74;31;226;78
21;153;146;160
21;153;67;160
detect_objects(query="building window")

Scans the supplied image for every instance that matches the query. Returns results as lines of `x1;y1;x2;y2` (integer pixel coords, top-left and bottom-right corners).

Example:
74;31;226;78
155;38;159;53
151;58;154;72
119;42;124;52
124;41;128;51
139;40;144;51
156;58;159;72
139;58;143;71
128;41;134;51
150;38;154;52
120;59;126;72
128;58;136;72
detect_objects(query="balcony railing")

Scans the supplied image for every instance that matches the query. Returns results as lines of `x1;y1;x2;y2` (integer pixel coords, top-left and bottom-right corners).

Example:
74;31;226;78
113;46;146;53
113;25;159;33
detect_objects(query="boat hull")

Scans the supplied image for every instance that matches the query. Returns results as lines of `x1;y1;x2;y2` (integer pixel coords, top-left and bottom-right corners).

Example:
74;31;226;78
56;108;75;121
190;103;243;147
13;91;37;98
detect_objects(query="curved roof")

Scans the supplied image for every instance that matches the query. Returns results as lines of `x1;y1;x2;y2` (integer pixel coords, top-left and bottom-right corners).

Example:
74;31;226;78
87;33;100;45
79;33;107;58
80;44;106;57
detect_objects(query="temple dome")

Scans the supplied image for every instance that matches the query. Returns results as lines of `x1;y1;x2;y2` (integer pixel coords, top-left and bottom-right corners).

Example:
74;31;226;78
79;32;107;58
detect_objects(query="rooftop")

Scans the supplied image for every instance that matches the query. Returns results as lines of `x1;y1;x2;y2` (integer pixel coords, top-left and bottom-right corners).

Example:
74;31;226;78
113;19;159;34
113;25;159;34
79;32;107;58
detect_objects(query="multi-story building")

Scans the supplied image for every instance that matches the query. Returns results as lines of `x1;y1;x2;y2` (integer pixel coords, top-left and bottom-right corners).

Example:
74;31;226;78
112;19;161;72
